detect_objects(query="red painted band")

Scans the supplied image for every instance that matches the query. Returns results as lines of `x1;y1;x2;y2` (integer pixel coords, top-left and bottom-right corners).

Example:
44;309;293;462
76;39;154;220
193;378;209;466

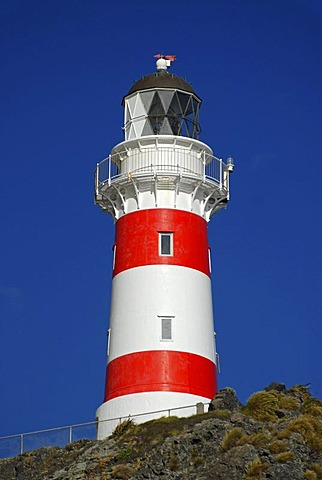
104;350;217;401
113;209;210;277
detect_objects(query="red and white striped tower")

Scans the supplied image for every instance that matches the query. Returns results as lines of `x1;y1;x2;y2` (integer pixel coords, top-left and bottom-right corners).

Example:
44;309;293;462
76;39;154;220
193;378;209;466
95;56;234;438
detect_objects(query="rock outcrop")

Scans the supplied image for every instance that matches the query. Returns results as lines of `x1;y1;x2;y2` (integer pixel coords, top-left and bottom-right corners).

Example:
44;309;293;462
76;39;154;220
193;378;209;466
1;384;321;479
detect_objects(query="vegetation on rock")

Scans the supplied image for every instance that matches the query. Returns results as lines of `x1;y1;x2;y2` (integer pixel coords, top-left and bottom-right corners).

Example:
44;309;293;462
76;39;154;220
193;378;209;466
0;383;321;479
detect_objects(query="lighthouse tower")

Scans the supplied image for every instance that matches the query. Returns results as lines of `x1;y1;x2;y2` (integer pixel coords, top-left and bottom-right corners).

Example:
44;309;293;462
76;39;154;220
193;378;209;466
95;56;234;439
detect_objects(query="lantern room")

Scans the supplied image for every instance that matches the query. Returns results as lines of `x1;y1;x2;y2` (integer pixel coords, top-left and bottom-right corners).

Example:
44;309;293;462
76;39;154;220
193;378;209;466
122;69;201;140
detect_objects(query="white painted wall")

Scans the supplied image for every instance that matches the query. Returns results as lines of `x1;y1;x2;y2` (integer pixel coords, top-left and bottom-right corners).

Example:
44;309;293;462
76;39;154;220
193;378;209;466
96;391;210;439
108;265;216;363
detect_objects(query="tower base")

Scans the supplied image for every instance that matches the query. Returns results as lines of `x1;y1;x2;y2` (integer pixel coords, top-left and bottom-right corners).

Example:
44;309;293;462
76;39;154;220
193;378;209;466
96;391;211;439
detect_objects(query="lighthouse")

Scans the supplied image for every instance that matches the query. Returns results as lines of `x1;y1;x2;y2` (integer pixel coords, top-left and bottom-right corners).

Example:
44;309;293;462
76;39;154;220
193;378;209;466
95;56;234;439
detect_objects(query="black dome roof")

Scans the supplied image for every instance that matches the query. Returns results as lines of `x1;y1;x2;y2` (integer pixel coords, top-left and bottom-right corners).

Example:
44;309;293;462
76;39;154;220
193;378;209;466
123;70;200;104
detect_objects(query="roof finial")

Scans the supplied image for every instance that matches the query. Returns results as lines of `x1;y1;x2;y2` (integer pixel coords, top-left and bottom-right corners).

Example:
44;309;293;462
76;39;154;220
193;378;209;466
154;54;176;71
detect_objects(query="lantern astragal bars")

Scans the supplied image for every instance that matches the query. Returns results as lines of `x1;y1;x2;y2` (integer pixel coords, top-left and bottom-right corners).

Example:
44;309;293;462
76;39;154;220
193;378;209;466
95;56;234;438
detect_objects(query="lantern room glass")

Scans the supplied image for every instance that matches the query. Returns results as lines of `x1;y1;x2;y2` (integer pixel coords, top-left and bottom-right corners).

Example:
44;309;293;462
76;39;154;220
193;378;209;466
124;89;201;140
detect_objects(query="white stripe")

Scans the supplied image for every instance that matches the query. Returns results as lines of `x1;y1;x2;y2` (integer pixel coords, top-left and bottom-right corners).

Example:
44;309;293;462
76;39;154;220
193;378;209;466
108;265;216;362
96;391;210;439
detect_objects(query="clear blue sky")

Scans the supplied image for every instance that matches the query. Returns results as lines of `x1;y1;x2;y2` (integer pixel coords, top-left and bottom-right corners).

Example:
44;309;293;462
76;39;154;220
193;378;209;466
1;0;321;437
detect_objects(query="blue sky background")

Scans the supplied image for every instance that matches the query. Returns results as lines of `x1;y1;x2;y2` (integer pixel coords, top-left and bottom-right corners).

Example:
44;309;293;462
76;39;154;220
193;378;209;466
1;0;321;437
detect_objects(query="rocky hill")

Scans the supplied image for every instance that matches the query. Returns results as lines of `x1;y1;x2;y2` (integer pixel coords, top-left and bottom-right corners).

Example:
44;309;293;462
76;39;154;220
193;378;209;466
1;384;322;480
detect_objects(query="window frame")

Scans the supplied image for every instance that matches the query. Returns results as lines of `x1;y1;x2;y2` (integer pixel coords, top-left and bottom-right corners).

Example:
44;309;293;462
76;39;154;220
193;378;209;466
112;244;116;270
159;232;173;257
106;328;111;358
159;316;174;341
208;246;212;273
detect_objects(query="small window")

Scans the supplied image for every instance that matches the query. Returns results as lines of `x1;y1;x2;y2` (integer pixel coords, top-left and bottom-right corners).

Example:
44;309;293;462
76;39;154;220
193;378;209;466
216;352;221;374
106;328;111;358
159;232;173;256
112;245;116;270
161;317;172;341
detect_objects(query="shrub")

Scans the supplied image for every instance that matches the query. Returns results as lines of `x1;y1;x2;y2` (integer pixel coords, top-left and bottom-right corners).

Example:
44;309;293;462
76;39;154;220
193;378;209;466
116;447;132;461
310;464;322;478
304;471;318;480
221;428;245;452
112;419;135;437
242;392;279;421
303;398;322;417
111;464;134;479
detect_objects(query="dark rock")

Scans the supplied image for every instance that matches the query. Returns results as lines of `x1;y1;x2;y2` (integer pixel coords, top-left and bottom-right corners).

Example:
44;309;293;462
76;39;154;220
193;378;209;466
208;387;242;412
275;410;286;418
264;382;286;392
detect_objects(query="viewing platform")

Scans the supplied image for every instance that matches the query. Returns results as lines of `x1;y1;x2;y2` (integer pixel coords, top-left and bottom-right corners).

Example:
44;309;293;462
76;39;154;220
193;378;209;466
95;136;231;221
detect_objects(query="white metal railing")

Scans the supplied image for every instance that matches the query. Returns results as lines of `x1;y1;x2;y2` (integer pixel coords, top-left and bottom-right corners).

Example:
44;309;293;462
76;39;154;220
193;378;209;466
95;147;228;193
0;402;210;459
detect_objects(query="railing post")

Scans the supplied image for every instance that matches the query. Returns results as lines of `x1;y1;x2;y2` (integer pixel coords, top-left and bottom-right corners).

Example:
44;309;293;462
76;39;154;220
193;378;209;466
69;426;72;444
219;159;222;190
196;402;204;415
203;152;206;182
20;434;23;455
227;167;230;200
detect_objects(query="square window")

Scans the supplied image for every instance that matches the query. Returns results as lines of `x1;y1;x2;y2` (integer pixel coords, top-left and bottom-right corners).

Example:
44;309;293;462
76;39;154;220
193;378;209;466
159;232;173;256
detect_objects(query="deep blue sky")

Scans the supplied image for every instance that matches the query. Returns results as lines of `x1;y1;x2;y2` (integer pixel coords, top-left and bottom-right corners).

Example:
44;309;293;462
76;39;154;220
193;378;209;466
1;0;321;437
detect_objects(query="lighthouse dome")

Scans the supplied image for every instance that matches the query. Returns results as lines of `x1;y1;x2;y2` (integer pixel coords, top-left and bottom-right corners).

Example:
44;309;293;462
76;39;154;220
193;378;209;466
124;70;199;99
122;69;202;140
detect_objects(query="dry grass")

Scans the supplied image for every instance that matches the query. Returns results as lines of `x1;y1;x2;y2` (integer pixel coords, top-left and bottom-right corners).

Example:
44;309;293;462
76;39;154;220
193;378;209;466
303;398;322;417
267;440;289;454
287;385;311;401
275;451;295;463
277;394;300;411
276;415;322;453
112;419;135;437
310;464;322;478
237;432;270;448
211;409;231;419
221;428;245;452
191;450;204;467
116;415;186;454
242;391;279;421
243;458;268;479
304;471;318;480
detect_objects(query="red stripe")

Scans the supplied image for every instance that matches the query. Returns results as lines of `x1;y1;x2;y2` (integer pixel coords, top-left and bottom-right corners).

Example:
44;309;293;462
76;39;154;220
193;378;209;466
104;350;217;401
113;209;210;277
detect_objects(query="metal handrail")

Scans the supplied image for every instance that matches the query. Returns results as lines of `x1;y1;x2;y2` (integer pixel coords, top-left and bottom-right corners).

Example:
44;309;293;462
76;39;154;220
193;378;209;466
0;401;210;458
95;147;227;192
